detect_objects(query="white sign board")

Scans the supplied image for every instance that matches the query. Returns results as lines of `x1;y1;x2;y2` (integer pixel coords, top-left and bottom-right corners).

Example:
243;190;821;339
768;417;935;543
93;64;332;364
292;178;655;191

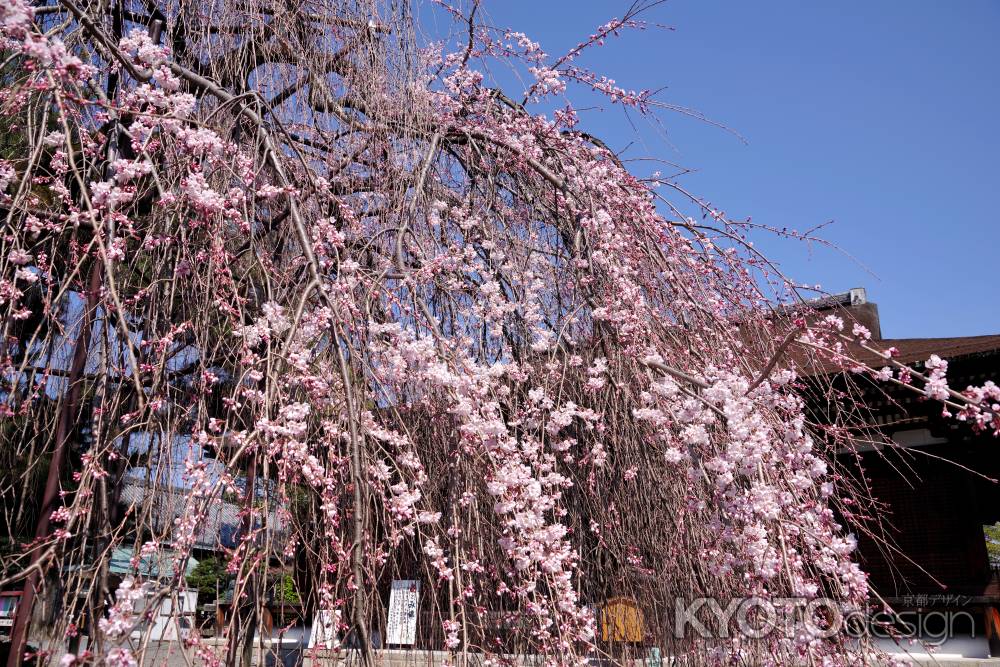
132;589;198;641
386;580;420;645
308;609;341;650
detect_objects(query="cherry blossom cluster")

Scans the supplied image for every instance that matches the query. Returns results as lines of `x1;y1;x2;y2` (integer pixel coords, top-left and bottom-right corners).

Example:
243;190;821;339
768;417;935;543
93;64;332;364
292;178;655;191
98;578;148;641
804;317;1000;434
3;2;997;665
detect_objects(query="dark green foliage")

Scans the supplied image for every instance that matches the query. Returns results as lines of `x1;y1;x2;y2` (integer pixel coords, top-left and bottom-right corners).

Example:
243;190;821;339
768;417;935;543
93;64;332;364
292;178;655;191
186;557;231;606
274;572;299;604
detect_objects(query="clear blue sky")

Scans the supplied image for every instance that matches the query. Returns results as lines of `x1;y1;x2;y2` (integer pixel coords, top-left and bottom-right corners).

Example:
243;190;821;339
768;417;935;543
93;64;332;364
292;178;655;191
477;1;1000;339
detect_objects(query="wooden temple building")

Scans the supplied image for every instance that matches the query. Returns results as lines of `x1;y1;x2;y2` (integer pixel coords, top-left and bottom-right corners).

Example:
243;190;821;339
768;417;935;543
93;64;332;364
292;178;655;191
806;289;1000;655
